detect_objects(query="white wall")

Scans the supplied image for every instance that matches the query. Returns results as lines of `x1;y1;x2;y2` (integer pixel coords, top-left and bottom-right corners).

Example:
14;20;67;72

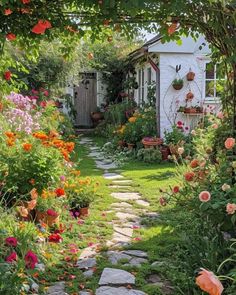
96;71;107;106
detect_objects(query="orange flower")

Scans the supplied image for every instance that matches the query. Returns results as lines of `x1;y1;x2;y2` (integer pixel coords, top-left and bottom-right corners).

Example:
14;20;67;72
65;142;75;153
33;132;48;140
49;130;59;138
184;171;195;181
61;149;69;161
196;268;223;295
27;199;37;210
30;188;38;200
17;206;28;217
190;159;199;168
199;191;211;202
7;139;15;146
52;139;64;148
71;170;81;176
225;137;235;150
22;143;32;151
5;131;15;138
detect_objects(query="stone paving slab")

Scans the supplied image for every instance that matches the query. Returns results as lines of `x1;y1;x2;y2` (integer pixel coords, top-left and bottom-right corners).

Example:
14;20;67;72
104;173;124;180
135;200;150;207
111;192;141;201
96;161;117;170
122;250;148;258
109;185;132;189
79;245;99;259
96;286;147;295
99;268;135;286
107;251;132;265
77;258;96;270
111;202;133;208
112;232;132;243
115;212;139;221
46;282;68;295
113;226;133;238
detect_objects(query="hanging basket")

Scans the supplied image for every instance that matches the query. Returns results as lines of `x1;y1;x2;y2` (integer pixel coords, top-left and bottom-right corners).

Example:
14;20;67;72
187;71;195;81
172;83;183;90
186;91;194;101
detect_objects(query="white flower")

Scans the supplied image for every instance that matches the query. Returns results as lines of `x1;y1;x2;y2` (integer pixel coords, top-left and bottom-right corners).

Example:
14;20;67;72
222;183;231;191
191;130;196;136
177;147;184;155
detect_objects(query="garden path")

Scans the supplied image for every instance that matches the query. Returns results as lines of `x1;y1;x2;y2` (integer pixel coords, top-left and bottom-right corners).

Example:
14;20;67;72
77;137;160;295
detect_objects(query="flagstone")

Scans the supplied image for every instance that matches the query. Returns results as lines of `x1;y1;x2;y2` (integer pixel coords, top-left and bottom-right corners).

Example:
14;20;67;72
77;258;96;270
96;287;147;295
135;200;150;207
111;192;141;201
122;250;148;258
98;268;135;286
113;226;133;237
103;173;124;180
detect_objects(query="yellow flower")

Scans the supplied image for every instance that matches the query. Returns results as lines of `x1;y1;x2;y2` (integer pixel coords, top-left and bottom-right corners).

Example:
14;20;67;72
128;116;136;123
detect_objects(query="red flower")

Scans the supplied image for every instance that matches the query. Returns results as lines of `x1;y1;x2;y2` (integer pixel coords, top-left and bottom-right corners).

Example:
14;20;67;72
24;250;38;269
172;186;180;193
6;252;17;263
55;188;65;197
184;171;195;182
4;9;13;15
40;101;47;107
48;233;62;243
22;0;31;3
6;33;16;41
159;197;167;206
4;71;12;80
190;159;199;168
46;209;58;217
31;20;52;34
5;237;18;247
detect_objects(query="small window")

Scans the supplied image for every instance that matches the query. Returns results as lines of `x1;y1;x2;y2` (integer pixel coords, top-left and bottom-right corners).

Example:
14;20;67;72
138;69;145;105
147;67;152;85
205;63;225;102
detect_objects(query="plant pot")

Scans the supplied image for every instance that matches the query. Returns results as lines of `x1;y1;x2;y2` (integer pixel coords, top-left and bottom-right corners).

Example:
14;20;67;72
160;146;170;161
172;84;183;90
127;143;135;150
79;207;89;217
118;140;126;148
35;211;59;226
187;71;195;81
91;112;103;122
186;91;194;100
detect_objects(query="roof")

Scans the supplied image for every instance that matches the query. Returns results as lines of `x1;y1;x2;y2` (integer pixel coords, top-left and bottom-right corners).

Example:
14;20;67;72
128;34;162;59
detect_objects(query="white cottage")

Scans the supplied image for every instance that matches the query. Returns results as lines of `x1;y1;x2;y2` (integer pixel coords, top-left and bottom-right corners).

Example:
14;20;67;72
129;35;221;137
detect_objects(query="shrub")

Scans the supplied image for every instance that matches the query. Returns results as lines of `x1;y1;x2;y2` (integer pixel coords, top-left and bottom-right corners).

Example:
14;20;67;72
137;148;162;163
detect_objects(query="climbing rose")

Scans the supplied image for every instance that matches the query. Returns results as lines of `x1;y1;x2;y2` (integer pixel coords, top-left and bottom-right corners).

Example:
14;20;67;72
4;71;12;80
199;191;211;203
172;186;180;193
24;250;38;269
184;172;195;182
48;233;62;243
196;268;223;295
6;252;17;263
222;183;231;191
5;237;18;247
177;147;184;155
217;112;224;119
55;188;65;197
225;138;235;150
31;20;51;34
6;33;16;41
226;203;236;215
22;0;31;3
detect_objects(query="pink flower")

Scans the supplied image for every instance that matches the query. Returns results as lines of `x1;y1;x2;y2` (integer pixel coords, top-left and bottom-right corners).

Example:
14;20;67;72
31;89;39;94
159;197;167;206
196;268;223;295
212;123;218;129
47;209;58;217
24;250;38;269
49;233;62;243
44;90;49;96
77;219;84;225
226;203;236;215
132;225;140;229
199;191;211;202
5;237;18;247
225;138;235;150
60;175;66;182
134;237;142;241
6;252;17;263
217;112;224;119
172;186;180;193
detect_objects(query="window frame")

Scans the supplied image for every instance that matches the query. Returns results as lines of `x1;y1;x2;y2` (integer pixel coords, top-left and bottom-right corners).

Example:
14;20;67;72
204;62;223;103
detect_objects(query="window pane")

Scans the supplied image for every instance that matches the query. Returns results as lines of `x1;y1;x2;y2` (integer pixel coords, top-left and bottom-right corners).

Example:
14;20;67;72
205;80;215;97
206;63;215;79
147;68;152;85
216;80;225;97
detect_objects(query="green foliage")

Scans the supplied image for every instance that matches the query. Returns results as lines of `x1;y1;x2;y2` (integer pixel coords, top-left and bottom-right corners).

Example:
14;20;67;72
164;125;187;145
137;148;162;163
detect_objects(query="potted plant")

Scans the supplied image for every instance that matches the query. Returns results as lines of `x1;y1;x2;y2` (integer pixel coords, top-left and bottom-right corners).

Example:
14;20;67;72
164;126;186;157
91;107;104;125
186;91;194;101
196;106;203;113
142;137;163;148
177;106;185;113
160;145;170;160
186;69;195;81
172;78;184;90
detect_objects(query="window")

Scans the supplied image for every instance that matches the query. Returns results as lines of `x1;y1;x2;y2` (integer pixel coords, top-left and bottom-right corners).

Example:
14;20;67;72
205;63;225;102
147;67;152;85
138;69;145;105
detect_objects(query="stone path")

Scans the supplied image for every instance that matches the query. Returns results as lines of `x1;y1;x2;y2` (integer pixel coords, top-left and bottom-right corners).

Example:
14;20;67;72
47;137;164;295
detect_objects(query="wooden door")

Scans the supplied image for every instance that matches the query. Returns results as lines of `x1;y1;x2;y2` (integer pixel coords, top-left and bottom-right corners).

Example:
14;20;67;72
74;72;97;127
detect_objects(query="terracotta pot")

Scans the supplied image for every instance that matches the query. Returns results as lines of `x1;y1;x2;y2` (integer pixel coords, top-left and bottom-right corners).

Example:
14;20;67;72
127;143;135;150
160;146;170;160
172;84;183;90
184;108;191;114
79;207;89;217
35;211;59;226
91;112;103;122
187;71;195;81
186;91;194;100
189;108;197;113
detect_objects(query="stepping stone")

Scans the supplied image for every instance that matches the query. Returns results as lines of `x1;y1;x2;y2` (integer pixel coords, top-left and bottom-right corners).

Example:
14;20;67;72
104;173;124;180
47;282;68;295
79;245;98;259
144;212;160;219
96;286;147;295
109;185;131;189
77;258;96;269
111;192;141;201
89;152;102;158
107;251;132;265
113;226;133;238
115;212;138;221
135;200;150;207
122;250;148;258
96;161;117;170
111;202;132;208
112;180;133;184
90;147;100;151
124;257;148;267
98;268;135;286
112;232;131;243
79;292;91;295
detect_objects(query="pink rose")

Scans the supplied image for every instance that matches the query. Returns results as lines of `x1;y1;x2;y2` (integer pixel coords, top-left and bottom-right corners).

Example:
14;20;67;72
5;237;18;247
24;250;38;269
199;191;211;202
225;138;235;150
226;203;236;215
6;252;17;263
